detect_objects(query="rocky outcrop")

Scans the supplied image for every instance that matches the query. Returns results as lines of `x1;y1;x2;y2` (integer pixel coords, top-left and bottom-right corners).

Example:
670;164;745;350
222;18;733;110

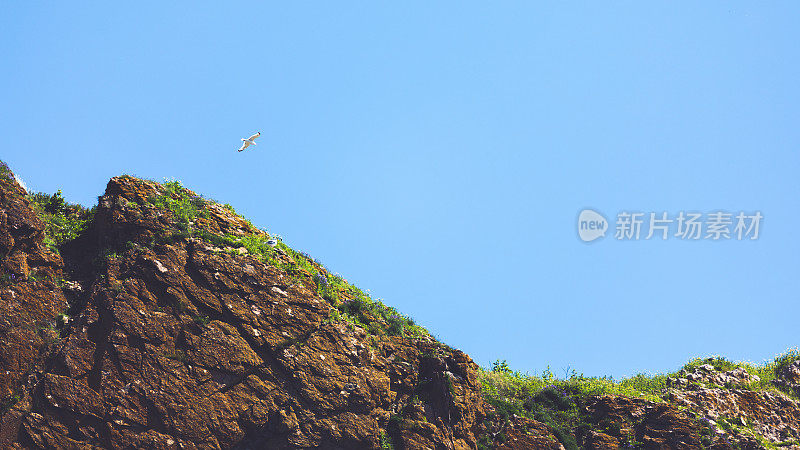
0;174;485;449
775;360;800;399
491;416;564;450
0;166;797;449
581;395;703;449
0;166;70;444
667;363;761;390
666;364;800;448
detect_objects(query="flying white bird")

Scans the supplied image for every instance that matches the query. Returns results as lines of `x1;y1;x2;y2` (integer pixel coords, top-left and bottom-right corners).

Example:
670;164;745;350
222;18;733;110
238;132;261;152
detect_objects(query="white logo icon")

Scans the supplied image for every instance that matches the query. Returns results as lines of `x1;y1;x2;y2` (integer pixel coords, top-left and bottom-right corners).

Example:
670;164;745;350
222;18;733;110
578;209;608;242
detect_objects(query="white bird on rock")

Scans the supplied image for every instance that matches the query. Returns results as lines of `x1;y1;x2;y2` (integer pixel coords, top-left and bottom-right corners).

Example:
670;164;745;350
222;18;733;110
238;132;261;152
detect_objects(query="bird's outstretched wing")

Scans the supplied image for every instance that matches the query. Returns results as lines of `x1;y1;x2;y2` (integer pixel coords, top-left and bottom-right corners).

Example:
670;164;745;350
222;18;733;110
238;141;250;152
247;132;261;141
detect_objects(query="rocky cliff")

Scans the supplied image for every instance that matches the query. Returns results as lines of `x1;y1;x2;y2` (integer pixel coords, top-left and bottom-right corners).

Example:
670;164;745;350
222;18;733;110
0;169;483;449
0;162;797;449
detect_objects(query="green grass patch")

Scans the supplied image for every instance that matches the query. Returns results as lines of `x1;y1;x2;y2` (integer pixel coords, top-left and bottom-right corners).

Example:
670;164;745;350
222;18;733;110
480;363;667;408
320;273;428;338
192;314;210;327
379;430;395;450
479;362;669;448
149;179;208;234
28;190;94;251
144;179;430;340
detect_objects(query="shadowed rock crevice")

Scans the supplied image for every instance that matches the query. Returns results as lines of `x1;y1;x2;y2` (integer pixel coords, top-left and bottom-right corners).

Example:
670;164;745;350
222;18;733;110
85;292;114;393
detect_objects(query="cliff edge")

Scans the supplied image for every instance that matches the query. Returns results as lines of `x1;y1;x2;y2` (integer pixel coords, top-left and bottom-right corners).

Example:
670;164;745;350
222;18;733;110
0;162;797;449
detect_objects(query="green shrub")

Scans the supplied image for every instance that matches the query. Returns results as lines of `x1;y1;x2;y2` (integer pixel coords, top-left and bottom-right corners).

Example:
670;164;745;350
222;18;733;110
772;348;800;375
193;315;210;327
28;190;93;249
0;393;20;414
492;360;512;374
478;362;666;446
379;430;394;450
150;180;207;232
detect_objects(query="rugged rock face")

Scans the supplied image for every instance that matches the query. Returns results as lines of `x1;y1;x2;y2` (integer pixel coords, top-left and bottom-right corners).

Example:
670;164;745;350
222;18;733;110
0;168;70;443
0;174;485;449
668;364;800;448
0;167;797;449
776;361;800;399
491;416;563;450
580;395;703;449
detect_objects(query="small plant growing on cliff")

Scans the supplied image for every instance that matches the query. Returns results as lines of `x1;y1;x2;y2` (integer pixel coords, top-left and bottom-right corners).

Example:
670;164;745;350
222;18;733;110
0;273;16;286
150;179;207;235
28;189;93;248
164;349;187;362
193;314;210;327
109;280;123;294
385;314;405;336
0;161;13;182
379;430;394;450
492;360;512;374
0;393;20;414
103;249;121;260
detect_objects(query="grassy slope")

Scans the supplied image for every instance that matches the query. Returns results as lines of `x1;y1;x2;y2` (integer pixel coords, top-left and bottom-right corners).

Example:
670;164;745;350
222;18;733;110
478;349;800;449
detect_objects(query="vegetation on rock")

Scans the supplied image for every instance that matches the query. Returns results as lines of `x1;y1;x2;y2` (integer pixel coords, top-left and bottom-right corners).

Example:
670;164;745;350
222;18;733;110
24;175;429;340
679;349;800;397
27;190;94;252
140;178;430;339
1;162;798;449
478;348;800;448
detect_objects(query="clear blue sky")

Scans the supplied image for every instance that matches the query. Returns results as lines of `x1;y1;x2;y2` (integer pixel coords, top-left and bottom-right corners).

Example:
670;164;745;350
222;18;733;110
2;3;798;378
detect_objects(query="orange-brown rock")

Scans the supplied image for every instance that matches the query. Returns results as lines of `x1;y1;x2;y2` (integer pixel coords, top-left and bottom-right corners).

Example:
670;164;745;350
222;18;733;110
492;416;564;450
2;169;798;449
0;174;486;449
582;395;701;448
0;168;69;442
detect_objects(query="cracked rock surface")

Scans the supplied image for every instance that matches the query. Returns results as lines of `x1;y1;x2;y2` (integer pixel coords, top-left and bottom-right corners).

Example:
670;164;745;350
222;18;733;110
0;175;485;449
666;363;800;448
